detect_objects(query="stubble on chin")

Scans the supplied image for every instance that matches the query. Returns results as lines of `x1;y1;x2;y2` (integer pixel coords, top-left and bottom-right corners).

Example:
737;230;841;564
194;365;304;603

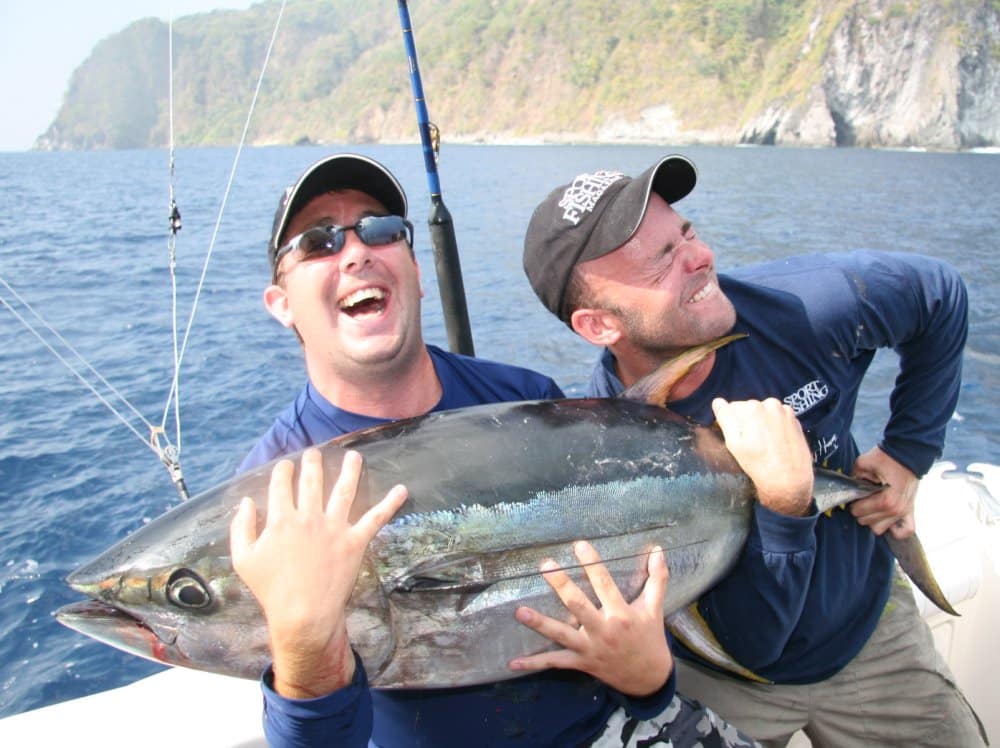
623;295;736;357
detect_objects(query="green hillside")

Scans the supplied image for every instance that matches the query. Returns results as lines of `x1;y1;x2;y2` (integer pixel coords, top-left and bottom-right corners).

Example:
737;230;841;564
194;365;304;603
37;0;1000;150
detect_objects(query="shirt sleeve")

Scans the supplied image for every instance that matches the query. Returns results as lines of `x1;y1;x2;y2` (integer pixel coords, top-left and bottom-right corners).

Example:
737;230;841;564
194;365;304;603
261;653;374;748
615;665;678;720
845;252;968;476
696;503;820;670
542;378;566;399
238;434;282;473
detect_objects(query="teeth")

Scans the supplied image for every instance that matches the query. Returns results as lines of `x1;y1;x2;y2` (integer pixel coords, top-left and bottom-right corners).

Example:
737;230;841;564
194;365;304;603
340;288;385;310
688;282;714;304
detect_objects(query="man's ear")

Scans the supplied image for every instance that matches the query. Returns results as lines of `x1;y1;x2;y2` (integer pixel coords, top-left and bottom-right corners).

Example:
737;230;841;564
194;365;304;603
570;307;622;347
263;284;294;328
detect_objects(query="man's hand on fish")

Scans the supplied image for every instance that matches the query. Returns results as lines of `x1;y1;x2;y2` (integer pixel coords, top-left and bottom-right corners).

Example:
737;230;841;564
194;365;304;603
712;397;815;517
850;446;918;539
230;448;408;698
508;540;673;698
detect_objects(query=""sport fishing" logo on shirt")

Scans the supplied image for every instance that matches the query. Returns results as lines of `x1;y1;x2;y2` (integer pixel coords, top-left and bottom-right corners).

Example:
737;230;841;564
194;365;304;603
783;379;828;415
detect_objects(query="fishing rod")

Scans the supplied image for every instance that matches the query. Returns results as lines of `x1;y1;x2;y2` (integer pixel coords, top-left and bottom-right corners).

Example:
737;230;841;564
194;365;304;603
396;0;475;356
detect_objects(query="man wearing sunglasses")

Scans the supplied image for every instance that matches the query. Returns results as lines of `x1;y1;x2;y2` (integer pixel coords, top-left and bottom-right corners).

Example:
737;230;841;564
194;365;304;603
229;154;766;748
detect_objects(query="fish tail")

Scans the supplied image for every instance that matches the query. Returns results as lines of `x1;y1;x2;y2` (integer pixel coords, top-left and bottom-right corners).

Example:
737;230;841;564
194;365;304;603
812;468;885;513
886;533;960;617
812;471;958;616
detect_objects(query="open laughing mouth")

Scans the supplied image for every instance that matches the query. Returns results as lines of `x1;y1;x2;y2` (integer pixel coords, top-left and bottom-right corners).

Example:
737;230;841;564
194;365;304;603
340;287;388;317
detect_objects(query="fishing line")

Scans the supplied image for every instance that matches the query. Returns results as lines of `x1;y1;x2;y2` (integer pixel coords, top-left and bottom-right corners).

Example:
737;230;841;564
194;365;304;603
165;3;184;465
0;3;288;501
147;0;287;501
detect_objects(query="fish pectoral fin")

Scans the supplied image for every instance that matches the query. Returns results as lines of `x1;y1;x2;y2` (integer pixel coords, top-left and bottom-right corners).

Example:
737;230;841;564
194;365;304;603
390;556;493;594
667;604;771;684
393;574;493;594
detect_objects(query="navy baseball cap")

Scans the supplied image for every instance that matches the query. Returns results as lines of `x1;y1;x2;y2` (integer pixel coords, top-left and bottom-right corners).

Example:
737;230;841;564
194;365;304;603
523;155;697;323
269;153;408;270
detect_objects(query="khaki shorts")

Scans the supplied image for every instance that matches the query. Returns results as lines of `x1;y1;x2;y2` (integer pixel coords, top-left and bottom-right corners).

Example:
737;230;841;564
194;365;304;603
673;575;987;747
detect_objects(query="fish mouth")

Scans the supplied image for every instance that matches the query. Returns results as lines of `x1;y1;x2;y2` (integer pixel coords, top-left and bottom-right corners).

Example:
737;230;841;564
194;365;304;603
65;566;121;600
56;600;179;664
56;599;152;630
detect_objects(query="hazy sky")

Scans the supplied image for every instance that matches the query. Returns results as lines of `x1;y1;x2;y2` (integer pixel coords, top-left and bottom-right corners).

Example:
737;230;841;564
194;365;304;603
0;0;259;152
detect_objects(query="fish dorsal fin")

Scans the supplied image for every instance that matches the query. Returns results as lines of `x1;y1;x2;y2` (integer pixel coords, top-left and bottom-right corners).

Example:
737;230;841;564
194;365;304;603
621;333;748;406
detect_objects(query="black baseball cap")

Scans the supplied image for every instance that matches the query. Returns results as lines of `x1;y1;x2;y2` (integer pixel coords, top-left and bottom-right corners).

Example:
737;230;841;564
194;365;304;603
268;153;408;271
522;155;697;323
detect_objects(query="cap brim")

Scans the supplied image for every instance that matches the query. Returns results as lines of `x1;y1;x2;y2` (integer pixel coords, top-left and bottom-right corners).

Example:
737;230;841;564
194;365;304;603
649;154;697;206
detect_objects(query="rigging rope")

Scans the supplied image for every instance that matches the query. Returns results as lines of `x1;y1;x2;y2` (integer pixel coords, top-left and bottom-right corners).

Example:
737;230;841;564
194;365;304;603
1;2;288;501
159;0;287;431
164;6;186;490
152;0;286;498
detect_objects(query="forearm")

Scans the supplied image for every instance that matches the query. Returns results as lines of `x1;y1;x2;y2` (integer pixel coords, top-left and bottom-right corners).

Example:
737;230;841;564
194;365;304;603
271;627;356;699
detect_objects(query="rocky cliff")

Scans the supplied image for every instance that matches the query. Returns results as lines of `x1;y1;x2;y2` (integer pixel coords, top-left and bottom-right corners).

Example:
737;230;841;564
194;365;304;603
36;0;1000;151
739;0;1000;148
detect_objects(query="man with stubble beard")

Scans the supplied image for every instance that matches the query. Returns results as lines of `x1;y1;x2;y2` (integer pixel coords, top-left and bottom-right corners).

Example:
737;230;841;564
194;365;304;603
521;154;986;747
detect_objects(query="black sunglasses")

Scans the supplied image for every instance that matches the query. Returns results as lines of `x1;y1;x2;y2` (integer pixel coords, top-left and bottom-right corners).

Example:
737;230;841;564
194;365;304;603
274;214;414;269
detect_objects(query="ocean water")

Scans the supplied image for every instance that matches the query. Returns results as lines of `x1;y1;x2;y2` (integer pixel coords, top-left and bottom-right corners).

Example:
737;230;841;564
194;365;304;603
0;143;997;718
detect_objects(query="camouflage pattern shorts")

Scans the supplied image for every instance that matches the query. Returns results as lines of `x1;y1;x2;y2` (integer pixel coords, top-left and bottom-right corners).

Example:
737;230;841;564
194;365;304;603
587;694;762;748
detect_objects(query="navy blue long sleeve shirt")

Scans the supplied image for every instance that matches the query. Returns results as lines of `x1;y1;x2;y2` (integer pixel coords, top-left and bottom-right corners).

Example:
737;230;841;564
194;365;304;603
587;251;967;683
244;345;678;746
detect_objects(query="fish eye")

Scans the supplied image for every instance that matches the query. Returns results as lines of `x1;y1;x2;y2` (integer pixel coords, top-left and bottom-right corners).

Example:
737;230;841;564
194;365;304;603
166;569;213;610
